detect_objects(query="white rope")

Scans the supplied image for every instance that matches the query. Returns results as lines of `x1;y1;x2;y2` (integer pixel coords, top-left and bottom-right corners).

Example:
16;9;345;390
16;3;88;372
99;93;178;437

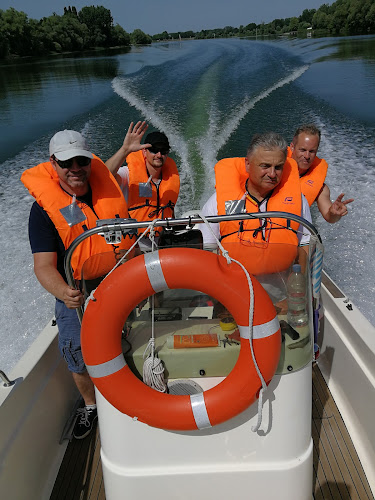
142;292;167;392
196;211;268;432
141;230;168;392
84;289;97;310
142;339;167;392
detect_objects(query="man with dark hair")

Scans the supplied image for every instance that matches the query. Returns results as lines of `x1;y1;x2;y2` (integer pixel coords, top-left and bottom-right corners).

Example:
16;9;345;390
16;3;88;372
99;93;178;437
21;130;130;439
200;131;311;281
289;124;354;223
106;122;180;250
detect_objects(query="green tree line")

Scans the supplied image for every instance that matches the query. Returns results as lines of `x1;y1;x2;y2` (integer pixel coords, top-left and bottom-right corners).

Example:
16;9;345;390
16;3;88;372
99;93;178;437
1;0;374;59
153;0;375;40
0;5;152;59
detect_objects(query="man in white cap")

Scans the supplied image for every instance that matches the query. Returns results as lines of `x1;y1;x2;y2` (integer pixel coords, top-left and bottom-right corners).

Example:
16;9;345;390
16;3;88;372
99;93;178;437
21;130;130;439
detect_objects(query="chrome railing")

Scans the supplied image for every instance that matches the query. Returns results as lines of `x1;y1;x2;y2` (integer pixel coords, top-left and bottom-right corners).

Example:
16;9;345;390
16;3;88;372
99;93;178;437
64;212;320;321
0;370;14;387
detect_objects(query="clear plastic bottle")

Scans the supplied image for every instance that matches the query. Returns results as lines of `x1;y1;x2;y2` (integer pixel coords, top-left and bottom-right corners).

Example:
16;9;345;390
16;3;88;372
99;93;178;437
287;264;308;328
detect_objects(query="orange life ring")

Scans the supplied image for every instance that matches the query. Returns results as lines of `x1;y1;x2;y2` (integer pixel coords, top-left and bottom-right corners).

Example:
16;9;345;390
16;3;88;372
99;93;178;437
81;248;281;431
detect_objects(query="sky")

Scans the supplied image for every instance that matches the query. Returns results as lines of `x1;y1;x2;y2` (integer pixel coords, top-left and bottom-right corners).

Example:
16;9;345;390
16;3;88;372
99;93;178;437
0;0;328;35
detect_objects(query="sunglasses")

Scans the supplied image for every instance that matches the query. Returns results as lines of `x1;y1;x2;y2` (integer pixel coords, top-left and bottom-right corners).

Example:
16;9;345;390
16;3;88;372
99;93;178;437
53;155;91;169
147;147;169;155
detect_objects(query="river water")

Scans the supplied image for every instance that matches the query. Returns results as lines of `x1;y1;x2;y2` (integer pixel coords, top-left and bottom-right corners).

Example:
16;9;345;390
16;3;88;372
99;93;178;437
1;36;374;373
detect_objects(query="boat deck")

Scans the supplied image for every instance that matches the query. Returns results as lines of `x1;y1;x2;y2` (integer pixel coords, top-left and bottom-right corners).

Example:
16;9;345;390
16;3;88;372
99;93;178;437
50;424;105;500
50;364;374;500
312;364;373;499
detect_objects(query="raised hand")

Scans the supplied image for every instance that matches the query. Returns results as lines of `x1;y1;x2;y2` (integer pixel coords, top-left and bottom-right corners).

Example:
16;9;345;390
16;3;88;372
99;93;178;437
122;121;150;154
329;193;354;218
105;121;151;172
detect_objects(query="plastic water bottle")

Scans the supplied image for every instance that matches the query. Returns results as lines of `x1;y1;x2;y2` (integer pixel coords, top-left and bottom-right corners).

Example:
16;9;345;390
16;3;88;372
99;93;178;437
287;264;308;328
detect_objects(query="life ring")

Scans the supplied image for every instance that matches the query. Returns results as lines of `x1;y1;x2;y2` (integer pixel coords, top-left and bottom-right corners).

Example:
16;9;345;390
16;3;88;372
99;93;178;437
81;248;281;431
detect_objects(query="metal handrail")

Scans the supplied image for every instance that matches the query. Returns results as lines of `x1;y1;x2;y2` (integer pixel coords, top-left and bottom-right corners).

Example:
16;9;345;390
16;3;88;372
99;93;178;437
64;212;320;321
0;370;14;387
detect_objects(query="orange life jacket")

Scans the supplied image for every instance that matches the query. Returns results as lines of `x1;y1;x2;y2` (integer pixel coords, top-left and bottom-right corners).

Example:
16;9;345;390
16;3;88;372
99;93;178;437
215;157;301;275
21;155;132;280
126;151;180;234
287;146;328;206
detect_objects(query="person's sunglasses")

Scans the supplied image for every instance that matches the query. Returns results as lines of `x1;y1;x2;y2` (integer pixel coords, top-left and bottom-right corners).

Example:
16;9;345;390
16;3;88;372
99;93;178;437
52;155;91;169
148;147;169;155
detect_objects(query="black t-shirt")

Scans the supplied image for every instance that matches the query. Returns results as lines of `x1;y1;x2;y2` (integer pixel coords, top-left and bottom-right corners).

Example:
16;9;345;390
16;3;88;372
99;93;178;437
28;188;94;280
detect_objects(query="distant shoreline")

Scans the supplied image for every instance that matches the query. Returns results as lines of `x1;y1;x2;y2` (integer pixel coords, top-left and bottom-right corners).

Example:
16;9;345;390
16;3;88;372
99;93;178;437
0;45;134;64
1;31;366;64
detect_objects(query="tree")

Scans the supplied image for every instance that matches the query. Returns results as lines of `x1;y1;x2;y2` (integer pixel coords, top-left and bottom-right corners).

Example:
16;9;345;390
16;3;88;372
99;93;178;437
1;8;30;56
78;6;113;47
299;9;316;25
366;2;375;31
245;23;257;32
40;13;88;52
111;24;130;46
181;30;194;39
223;25;235;36
0;10;10;57
288;17;299;32
331;2;349;34
312;10;330;30
273;18;285;32
130;29;152;45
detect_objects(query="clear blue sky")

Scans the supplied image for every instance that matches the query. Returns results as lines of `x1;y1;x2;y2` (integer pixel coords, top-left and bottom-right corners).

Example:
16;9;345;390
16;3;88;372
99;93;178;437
0;0;328;35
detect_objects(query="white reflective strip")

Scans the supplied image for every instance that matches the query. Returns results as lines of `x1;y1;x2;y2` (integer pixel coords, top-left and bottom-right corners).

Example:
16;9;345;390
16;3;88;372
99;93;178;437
86;353;126;378
238;316;280;340
190;393;212;429
144;251;169;293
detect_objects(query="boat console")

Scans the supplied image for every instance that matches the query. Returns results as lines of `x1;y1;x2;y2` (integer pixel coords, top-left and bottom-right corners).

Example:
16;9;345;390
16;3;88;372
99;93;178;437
70;212;318;499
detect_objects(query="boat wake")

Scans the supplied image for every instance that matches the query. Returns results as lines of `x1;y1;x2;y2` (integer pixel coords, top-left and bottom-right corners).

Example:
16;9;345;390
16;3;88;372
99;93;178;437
112;64;309;207
197;65;309;200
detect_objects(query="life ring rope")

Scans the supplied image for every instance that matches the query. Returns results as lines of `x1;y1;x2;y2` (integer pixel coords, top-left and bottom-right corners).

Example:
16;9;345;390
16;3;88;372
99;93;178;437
193;211;270;431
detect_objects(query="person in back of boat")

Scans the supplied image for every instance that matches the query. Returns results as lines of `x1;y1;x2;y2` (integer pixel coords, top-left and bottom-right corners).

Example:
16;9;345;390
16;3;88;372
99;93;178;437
105;121;180;251
289;124;354;223
199;132;312;303
21;130;131;440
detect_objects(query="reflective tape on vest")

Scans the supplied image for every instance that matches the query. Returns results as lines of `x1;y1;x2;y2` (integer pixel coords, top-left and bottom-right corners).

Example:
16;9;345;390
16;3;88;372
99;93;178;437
144;251;169;293
238;316;280;340
190;393;212;429
86;353;126;378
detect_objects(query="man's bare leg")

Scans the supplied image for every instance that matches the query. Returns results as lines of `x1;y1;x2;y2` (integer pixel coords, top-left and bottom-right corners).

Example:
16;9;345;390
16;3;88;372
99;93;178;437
72;371;95;405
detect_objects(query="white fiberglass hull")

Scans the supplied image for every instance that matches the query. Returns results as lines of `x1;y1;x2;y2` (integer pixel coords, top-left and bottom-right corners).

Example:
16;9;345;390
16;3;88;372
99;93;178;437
318;272;375;494
98;364;313;500
0;320;78;500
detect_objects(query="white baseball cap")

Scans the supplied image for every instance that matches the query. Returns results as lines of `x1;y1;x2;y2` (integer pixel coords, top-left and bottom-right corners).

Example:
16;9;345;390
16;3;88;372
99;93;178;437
49;130;93;161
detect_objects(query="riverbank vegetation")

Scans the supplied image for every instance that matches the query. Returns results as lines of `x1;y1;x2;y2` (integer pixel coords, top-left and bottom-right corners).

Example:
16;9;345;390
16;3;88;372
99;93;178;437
0;5;151;59
154;0;375;40
1;0;374;60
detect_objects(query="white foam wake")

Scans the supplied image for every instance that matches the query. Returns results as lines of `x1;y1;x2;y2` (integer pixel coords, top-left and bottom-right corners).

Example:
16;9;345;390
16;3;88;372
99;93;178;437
216;65;308;154
196;65;310;203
